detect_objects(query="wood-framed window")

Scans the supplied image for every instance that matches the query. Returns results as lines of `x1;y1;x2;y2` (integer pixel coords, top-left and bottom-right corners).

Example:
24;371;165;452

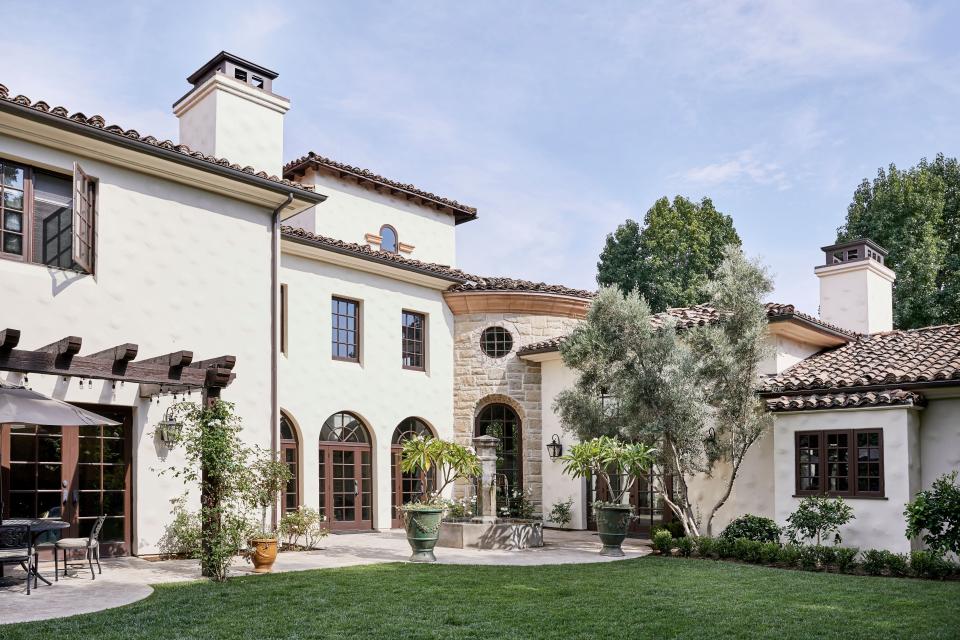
795;429;884;498
331;296;360;362
280;283;288;357
280;413;300;513
0;156;96;273
401;310;425;371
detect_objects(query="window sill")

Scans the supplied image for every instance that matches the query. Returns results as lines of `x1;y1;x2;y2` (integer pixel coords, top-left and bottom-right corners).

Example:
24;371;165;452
0;254;91;275
792;494;887;501
332;357;360;365
402;366;426;372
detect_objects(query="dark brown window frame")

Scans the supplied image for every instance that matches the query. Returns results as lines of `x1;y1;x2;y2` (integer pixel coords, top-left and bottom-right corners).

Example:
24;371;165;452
401;309;426;371
280;413;300;513
280;283;289;357
480;326;513;358
0;156;96;274
331;296;361;363
794;428;885;498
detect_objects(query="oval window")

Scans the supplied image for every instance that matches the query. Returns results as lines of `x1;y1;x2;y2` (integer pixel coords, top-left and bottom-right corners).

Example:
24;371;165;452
379;225;398;253
480;326;513;358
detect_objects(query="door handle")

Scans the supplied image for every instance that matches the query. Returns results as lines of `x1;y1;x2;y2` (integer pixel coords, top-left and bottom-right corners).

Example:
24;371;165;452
72;490;79;505
353;480;359;496
62;489;69;505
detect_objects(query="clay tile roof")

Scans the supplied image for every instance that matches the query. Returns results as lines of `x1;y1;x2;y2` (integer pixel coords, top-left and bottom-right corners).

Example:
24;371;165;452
762;324;960;393
0;82;315;196
283;151;477;221
517;336;569;356
281;226;473;282
447;277;596;299
765;389;925;412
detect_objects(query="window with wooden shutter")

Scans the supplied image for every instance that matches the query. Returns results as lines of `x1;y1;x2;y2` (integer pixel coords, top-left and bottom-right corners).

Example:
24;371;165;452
72;162;96;274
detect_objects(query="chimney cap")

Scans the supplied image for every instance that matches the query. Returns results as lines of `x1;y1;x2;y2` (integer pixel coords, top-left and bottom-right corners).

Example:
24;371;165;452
820;237;888;257
186;51;279;86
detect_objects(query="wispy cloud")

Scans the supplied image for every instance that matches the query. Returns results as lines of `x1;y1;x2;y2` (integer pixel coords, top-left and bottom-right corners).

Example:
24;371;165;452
678;151;789;190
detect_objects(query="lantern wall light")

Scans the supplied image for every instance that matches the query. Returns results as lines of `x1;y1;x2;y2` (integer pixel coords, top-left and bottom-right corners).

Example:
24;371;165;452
546;434;563;460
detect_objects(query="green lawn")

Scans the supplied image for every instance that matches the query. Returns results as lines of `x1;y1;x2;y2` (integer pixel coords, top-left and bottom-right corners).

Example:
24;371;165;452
4;557;959;639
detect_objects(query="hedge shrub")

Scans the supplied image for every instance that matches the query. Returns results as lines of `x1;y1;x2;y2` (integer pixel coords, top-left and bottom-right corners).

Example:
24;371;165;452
720;514;781;543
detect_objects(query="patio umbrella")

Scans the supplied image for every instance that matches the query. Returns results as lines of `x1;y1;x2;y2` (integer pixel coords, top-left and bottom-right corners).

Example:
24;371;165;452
0;383;119;524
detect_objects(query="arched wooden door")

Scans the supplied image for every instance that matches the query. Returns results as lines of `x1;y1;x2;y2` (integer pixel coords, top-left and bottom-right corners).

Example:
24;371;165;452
390;417;435;527
319;412;373;531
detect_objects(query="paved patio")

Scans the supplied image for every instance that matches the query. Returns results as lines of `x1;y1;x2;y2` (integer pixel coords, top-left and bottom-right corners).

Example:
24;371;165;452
0;529;650;625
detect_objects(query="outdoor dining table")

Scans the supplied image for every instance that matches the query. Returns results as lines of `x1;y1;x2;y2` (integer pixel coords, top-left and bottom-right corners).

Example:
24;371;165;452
0;518;70;586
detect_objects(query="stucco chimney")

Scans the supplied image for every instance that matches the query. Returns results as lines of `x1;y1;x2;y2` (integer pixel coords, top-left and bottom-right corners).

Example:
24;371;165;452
815;238;895;334
173;51;290;176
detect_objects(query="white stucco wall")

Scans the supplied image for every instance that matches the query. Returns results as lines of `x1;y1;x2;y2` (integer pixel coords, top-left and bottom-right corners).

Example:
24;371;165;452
539;356;588;529
0;132;274;555
288;167;458;266
918;397;960;489
279;252;455;530
772;407;921;553
815;261;895;334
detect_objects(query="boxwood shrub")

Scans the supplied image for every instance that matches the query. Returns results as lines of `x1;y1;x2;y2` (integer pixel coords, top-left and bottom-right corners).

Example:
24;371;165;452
652;529;674;555
693;536;717;559
778;543;801;567
759;541;781;564
835;547;859;573
720;514;781;543
862;549;887;576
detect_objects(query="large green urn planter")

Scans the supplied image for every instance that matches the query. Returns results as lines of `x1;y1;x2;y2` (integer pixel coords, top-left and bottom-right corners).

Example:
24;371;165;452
595;504;634;557
404;507;444;563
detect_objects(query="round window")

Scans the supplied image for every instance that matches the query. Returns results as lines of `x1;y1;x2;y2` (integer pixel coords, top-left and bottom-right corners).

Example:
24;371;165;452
480;326;513;358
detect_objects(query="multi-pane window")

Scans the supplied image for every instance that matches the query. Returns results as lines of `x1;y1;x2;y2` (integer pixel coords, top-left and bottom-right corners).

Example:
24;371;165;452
402;310;425;370
280;414;299;513
0;157;96;272
795;429;884;497
331;297;360;362
480;326;513;358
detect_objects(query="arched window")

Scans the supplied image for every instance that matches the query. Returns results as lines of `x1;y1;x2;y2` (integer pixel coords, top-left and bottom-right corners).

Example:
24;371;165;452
391;418;435;526
475;403;522;505
280;413;300;513
319;412;372;529
379;225;398;253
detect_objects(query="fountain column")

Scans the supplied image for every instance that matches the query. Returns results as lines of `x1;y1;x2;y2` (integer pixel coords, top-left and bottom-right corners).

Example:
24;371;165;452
472;434;499;524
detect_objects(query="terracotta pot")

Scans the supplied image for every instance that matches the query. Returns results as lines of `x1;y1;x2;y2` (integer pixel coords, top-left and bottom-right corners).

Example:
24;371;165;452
249;537;278;573
595;504;634;557
404;507;444;563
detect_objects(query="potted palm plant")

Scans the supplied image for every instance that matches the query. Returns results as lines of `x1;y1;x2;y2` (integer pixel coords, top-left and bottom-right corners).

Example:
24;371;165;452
399;436;481;562
245;452;292;573
561;436;656;556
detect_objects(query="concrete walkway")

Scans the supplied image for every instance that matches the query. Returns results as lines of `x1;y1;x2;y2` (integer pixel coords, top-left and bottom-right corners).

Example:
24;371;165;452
0;529;650;625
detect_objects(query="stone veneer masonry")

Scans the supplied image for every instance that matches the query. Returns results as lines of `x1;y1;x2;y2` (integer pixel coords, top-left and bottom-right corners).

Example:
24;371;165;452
453;312;583;512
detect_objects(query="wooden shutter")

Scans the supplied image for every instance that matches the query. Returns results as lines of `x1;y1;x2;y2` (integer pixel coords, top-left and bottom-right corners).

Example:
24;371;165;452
72;162;96;273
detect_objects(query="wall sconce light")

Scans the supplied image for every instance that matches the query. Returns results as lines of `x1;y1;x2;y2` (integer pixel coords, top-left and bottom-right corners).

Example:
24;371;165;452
157;406;183;446
546;434;563;460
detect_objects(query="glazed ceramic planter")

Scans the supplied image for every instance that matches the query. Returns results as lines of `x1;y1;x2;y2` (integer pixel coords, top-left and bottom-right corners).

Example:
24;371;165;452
249;537;278;573
404;507;444;563
595;504;634;557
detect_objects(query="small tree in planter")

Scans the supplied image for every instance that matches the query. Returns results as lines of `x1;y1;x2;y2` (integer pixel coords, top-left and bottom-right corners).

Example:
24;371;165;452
245;452;291;573
399;436;481;562
560;436;656;556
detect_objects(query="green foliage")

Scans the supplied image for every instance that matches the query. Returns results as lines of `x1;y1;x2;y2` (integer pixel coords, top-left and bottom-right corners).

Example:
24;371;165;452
157;497;202;559
651;521;687;540
720;515;781;543
904;471;960;555
910;551;956;580
759;542;781;564
693;536;717;559
560;436;656;505
652;529;674;555
862;549;888;576
817;545;837;569
886;552;910;577
734;538;764;563
247;451;292;537
442;496;477;519
714;537;736;559
597;196;741;313
837;154;960;329
786;497;855;545
278;507;328;550
548;497;574;529
835;547;859;573
675;536;694;557
798;545;820;571
508;487;539;520
778;544;801;567
398;436;481;506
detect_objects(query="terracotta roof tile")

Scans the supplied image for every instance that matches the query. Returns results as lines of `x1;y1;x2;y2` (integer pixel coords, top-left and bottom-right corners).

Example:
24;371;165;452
765;389;925;412
283;151;476;220
281;226;472;282
517;336;569;356
448;277;595;299
0;83;314;195
763;324;960;392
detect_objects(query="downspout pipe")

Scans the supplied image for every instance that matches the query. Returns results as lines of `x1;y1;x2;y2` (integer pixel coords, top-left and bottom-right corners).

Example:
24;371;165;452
270;192;294;530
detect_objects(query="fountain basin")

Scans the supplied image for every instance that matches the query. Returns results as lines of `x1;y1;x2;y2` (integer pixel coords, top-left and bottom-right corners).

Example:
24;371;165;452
437;518;543;550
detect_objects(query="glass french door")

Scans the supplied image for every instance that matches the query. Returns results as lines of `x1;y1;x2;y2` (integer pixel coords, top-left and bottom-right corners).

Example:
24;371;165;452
0;404;132;556
318;445;372;530
587;469;676;537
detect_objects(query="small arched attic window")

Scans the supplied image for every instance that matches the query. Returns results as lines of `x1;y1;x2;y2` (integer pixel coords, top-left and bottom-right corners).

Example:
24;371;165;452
379;225;398;253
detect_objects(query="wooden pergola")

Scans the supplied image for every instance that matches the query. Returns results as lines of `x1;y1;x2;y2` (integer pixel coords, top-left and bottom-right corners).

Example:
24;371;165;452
0;328;236;401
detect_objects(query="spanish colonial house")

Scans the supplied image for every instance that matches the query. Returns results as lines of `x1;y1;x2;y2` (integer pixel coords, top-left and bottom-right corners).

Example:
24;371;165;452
0;53;956;556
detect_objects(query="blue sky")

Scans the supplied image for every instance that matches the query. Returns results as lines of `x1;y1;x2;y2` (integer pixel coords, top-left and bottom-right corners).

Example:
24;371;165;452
5;1;959;314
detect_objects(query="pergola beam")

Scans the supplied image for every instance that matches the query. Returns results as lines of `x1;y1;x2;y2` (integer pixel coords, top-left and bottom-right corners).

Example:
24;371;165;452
85;343;139;363
37;336;82;357
0;329;20;351
134;350;194;368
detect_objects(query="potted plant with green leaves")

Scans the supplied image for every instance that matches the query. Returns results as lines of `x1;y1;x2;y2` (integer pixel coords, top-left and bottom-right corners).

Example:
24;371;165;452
399;436;481;562
561;436;656;556
245;452;292;573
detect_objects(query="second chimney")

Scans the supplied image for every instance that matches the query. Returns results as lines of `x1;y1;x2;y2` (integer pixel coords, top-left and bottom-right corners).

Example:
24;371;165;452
173;51;290;176
815;238;895;334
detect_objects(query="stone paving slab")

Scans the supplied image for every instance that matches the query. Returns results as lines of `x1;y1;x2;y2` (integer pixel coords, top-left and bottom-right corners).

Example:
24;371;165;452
0;529;650;625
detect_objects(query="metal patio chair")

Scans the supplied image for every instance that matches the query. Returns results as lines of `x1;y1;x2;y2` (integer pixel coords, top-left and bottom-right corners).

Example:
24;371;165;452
54;515;105;580
0;524;37;595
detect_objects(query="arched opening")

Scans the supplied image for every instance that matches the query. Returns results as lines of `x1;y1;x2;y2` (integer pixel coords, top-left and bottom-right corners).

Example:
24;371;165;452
474;403;522;514
280;412;300;514
379;224;398;253
390;417;435;527
319;411;373;530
